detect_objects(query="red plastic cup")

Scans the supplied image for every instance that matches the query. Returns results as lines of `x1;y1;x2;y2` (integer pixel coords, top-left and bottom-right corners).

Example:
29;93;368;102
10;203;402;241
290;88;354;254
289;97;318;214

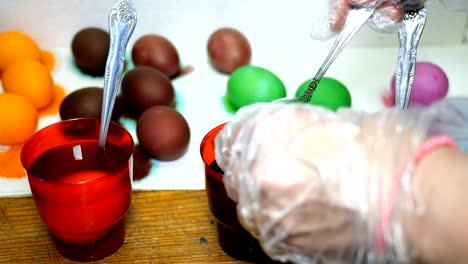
21;118;134;262
200;123;281;263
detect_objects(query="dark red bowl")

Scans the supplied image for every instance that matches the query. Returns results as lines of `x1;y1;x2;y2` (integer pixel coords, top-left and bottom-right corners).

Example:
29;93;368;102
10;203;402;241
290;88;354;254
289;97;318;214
200;123;280;263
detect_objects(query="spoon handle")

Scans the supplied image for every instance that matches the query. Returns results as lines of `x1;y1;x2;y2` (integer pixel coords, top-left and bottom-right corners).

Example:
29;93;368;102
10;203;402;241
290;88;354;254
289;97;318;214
395;7;427;109
99;0;137;148
297;7;376;103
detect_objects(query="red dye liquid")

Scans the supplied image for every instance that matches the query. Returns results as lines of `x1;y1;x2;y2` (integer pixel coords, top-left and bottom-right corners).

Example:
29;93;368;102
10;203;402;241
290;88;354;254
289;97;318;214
28;141;132;262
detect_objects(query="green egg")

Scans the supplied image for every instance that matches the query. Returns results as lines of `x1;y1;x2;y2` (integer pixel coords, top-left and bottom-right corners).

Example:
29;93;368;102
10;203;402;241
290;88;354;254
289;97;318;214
295;77;351;111
227;65;287;109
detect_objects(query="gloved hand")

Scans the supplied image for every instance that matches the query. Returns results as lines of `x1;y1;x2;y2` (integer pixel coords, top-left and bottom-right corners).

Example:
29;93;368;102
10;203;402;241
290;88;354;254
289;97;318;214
311;0;428;40
214;98;467;263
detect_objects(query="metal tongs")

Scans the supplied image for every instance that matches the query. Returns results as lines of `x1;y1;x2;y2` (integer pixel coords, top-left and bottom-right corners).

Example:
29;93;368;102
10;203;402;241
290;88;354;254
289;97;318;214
277;6;379;103
394;6;428;109
279;1;428;107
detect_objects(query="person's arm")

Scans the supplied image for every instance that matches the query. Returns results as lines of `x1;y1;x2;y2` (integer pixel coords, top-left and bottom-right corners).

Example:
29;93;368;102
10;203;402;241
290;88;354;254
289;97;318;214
405;147;468;263
216;99;468;263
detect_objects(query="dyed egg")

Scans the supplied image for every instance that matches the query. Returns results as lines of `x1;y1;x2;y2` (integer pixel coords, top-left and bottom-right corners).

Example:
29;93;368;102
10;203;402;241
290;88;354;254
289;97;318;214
121;66;175;118
0;30;41;71
131;34;180;78
207;27;251;74
227;65;286;109
0;93;39;145
136;106;190;161
71;27;110;76
390;62;449;106
295;77;351;111
2;59;54;110
59;87;124;121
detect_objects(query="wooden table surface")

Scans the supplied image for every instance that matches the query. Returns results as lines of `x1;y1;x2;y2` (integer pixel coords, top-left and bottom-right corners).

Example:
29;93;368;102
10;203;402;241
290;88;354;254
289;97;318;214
0;190;249;263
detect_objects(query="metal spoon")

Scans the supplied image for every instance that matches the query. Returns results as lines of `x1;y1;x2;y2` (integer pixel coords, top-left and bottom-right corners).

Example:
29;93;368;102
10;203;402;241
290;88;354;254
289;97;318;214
278;6;378;103
394;7;427;109
98;0;137;149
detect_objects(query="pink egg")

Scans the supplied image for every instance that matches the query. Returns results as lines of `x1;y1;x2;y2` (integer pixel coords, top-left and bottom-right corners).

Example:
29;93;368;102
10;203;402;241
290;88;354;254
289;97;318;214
390;62;449;106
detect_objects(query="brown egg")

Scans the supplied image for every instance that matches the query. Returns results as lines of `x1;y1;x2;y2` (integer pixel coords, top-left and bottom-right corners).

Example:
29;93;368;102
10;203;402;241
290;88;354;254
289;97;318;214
71;28;110;76
121;66;175;118
207;27;251;74
131;34;180;78
132;145;154;181
136;106;190;161
59;87;124;121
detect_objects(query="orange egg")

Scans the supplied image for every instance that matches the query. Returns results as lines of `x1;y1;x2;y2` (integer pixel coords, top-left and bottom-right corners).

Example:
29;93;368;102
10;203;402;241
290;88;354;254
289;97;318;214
2;59;54;109
0;93;39;145
0;31;41;71
40;50;55;72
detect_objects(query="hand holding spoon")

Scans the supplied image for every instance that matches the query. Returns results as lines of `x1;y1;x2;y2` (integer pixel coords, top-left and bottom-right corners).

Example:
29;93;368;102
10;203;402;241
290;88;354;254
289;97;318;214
98;0;137;149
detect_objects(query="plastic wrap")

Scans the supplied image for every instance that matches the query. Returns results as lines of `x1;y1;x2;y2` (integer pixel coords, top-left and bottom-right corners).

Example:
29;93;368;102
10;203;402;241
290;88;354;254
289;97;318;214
214;99;468;263
310;0;429;40
366;2;404;33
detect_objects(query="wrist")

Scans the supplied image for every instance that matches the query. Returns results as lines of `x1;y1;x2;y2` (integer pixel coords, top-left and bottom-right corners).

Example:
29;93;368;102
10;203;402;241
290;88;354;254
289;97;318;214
376;136;457;262
402;146;466;263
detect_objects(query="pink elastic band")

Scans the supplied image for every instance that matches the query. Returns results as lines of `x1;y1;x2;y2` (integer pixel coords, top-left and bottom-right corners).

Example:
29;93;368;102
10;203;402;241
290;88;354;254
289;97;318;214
375;135;457;254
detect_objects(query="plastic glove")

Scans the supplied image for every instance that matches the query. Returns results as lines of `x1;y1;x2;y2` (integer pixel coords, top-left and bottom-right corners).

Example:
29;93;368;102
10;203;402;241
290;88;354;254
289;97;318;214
214;98;466;263
427;97;468;152
311;0;427;40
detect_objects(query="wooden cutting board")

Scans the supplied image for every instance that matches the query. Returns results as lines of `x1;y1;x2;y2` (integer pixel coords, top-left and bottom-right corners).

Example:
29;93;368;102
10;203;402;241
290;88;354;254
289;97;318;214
0;190;249;263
